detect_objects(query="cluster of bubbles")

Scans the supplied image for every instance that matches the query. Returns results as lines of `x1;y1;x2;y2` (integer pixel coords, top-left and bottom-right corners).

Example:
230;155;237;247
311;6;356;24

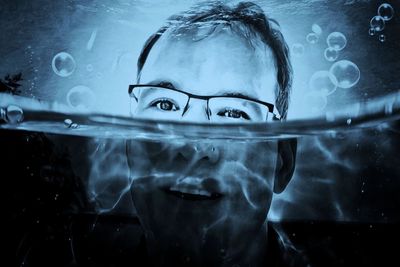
26;46;37;93
290;24;361;113
52;51;96;76
302;25;360;113
306;23;322;45
307;60;360;113
368;3;395;42
291;23;322;58
51;51;96;111
52;28;99;78
63;118;79;129
1;105;80;130
324;32;346;62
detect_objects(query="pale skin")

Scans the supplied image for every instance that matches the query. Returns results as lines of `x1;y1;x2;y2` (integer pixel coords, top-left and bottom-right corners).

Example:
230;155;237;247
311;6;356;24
134;27;277;123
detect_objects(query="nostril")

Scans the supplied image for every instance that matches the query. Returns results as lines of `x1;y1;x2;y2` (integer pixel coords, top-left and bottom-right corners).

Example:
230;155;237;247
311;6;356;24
199;155;210;162
174;144;220;164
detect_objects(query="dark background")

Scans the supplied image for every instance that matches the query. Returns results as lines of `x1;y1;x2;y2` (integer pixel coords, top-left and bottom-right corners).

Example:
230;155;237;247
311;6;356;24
2;126;400;266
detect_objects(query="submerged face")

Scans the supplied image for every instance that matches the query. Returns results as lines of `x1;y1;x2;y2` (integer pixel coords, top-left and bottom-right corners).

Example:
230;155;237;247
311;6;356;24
127;29;280;260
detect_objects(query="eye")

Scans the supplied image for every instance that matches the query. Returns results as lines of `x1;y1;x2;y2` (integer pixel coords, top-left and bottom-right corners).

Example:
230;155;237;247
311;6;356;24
217;108;251;120
150;99;180;111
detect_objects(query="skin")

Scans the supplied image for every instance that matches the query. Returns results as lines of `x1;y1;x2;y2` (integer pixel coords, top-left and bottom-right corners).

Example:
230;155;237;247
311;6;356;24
127;29;286;266
134;28;277;122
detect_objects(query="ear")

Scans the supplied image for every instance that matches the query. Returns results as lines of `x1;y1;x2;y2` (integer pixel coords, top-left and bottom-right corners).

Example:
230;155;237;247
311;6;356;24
273;138;297;194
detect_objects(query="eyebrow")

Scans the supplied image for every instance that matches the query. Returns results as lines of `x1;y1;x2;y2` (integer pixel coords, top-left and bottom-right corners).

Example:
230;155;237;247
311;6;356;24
213;90;265;115
215;91;254;100
137;80;179;99
149;80;178;89
148;80;256;99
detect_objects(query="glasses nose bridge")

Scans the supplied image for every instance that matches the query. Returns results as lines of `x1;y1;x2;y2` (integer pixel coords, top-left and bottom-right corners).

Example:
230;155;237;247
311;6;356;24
182;95;211;120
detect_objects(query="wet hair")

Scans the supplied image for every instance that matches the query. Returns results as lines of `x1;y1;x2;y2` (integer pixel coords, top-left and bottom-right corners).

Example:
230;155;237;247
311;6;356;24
136;1;292;119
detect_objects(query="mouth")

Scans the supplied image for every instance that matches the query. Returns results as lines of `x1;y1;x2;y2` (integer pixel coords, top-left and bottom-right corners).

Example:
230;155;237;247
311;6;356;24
161;177;223;201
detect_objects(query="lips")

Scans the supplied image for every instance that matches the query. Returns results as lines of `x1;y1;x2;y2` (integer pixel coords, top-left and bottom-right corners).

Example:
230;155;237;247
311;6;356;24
163;176;223;201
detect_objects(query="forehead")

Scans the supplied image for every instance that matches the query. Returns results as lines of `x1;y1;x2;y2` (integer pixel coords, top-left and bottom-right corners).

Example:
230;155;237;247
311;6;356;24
139;29;277;102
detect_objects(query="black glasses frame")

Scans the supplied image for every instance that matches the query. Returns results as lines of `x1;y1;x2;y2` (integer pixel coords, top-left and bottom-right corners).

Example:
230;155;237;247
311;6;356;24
128;84;280;120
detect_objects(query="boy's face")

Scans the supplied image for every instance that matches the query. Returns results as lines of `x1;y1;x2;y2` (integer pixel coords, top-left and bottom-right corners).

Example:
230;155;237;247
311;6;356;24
127;31;281;255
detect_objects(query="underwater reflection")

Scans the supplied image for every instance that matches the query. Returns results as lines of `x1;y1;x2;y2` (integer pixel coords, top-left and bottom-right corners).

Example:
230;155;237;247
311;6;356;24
125;137;295;266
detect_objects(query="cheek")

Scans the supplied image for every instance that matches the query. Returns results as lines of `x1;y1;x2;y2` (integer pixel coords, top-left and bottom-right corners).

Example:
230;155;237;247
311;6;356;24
127;140;167;177
223;141;277;174
246;141;277;178
217;141;277;193
232;142;276;195
217;143;276;219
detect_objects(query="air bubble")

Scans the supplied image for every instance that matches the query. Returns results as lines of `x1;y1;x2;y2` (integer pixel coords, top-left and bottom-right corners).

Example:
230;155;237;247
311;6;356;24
370;16;385;32
309;71;338;96
291;43;305;57
64;119;73;127
379;34;386;42
311;23;322;35
306;33;318;44
329;60;360;89
66;85;96;111
368;28;376;36
324;47;339;62
86;64;93;72
327;32;347;51
63;119;79;129
6;105;24;124
51;52;76;77
378;3;394;21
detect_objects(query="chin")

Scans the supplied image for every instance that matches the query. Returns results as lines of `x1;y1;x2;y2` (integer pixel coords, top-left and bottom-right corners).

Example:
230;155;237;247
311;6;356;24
131;176;271;267
131;175;272;240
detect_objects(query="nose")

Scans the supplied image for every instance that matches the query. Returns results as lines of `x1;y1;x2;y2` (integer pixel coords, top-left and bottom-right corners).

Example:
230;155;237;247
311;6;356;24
181;98;210;123
176;141;220;165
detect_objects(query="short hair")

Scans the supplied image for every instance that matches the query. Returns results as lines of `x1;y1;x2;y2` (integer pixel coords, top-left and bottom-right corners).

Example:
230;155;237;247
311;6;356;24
136;1;292;119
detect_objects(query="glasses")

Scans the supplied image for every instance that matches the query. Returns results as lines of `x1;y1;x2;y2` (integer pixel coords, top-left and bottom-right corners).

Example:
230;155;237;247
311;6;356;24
128;84;281;122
